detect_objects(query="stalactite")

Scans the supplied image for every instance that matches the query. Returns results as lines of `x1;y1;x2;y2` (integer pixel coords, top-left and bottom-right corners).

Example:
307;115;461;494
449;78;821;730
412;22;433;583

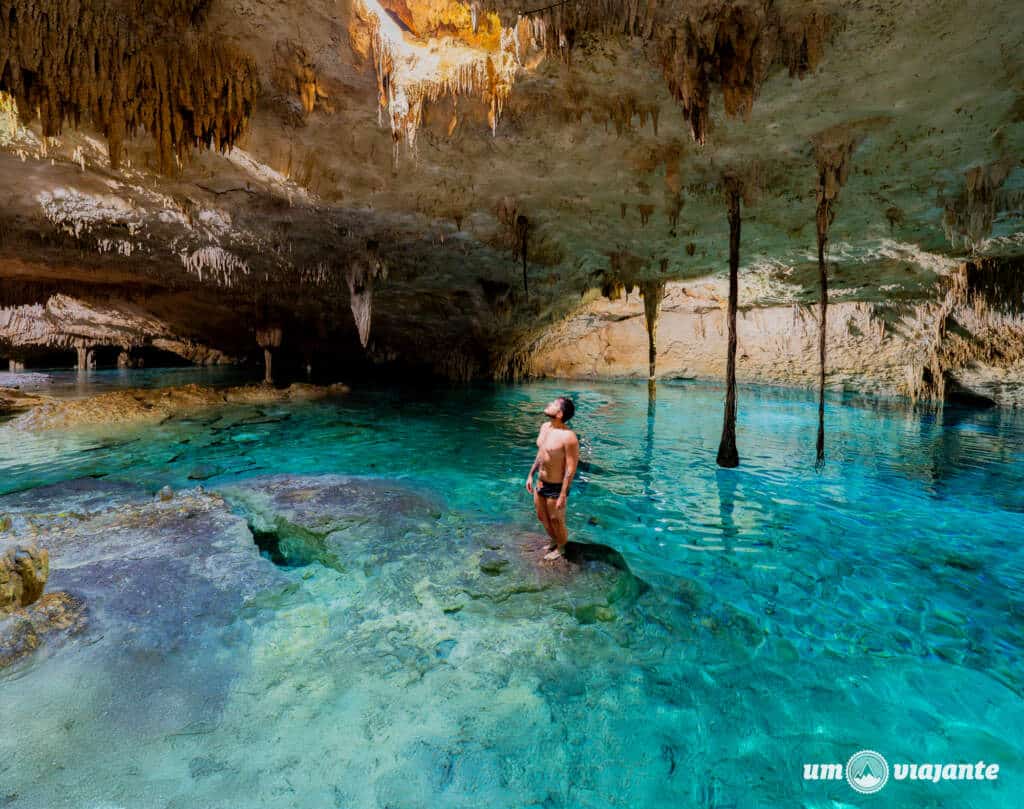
640;280;665;380
355;0;522;151
942;158;1019;251
656;2;832;145
272;42;329;116
814;182;830;466
0;0;259;174
515;214;530;298
810;124;864;466
907;257;1024;406
716;173;742;469
346;266;374;348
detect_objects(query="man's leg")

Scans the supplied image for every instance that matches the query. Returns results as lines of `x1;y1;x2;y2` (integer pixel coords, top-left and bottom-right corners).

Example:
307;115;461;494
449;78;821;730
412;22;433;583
534;489;558;548
543;497;568;559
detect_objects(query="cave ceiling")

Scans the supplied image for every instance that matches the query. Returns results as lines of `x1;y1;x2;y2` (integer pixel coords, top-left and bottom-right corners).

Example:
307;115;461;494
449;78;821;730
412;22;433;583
0;0;1022;376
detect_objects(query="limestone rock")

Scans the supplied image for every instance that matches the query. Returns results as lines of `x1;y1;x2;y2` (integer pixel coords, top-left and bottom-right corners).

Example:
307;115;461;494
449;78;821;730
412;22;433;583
0;591;86;669
0;480;287;683
479;551;509;576
0;542;49;613
9;382;353;431
0;0;1020;385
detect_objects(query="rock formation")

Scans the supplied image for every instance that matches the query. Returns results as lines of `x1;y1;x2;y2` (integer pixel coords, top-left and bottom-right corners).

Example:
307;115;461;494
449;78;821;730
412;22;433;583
1;541;48;613
0;0;1019;394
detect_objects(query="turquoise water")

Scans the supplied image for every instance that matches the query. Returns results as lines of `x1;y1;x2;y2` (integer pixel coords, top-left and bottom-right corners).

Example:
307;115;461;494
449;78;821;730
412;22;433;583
1;378;1023;807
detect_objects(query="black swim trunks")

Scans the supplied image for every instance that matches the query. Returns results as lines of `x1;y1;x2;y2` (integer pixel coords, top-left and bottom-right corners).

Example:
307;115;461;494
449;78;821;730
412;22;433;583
538;480;564;499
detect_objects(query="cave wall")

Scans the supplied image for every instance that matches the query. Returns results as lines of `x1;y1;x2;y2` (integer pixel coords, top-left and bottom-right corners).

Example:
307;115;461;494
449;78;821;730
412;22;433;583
529;269;1024;408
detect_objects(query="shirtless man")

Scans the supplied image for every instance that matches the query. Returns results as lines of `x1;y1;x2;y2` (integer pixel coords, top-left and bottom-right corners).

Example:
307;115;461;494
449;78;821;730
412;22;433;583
525;396;580;560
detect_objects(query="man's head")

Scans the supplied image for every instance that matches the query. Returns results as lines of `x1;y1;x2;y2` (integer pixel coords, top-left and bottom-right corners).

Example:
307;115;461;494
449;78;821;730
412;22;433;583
544;396;575;423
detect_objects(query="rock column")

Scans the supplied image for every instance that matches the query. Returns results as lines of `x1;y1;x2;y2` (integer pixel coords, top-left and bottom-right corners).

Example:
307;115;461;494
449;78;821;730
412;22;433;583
76;346;96;371
256;327;283;385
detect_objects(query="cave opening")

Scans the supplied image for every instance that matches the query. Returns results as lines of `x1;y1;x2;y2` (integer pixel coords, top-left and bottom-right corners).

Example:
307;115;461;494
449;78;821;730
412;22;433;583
137;346;195;368
20;347;77;370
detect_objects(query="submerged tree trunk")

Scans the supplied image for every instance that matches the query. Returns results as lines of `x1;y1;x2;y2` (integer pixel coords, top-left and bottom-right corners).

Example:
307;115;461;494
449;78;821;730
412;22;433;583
716;187;741;469
815;198;829;467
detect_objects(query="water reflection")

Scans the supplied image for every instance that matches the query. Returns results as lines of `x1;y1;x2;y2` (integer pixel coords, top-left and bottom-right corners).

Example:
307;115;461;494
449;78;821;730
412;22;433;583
714;468;739;545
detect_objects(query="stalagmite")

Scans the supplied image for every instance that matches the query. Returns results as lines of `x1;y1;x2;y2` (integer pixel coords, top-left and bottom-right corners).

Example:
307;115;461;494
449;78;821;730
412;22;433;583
8;359;24;372
255;327;283;385
716;174;743;469
639;281;665;380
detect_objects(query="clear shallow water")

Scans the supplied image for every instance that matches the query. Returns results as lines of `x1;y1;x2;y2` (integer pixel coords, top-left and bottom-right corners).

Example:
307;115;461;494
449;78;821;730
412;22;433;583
1;379;1023;808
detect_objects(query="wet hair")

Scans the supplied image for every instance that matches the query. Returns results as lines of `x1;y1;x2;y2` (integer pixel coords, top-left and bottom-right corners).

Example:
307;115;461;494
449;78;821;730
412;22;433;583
557;396;575;421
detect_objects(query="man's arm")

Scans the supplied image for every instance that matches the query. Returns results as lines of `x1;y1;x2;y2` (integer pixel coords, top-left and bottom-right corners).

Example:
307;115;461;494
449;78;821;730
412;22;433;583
525;424;547;493
555;434;580;508
525;447;542;493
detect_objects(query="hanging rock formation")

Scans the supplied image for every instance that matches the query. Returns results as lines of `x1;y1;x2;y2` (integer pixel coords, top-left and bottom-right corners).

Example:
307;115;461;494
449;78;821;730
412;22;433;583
640;280;666;380
810;121;874;461
0;0;259;173
0;0;1020;389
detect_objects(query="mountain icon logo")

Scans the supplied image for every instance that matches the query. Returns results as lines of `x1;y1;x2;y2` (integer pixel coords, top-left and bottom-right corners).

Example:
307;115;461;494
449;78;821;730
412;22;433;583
846;749;890;794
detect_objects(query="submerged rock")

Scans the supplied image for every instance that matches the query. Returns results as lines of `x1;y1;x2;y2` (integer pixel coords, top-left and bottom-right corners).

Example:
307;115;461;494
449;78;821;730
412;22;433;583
220;474;651;628
0;478;287;704
188;463;223;481
0;386;45;417
479;551;509;576
0;591;86;668
219;474;441;550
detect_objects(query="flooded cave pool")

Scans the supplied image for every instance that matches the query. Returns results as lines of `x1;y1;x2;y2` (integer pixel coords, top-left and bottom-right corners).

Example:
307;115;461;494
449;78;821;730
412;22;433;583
0;379;1022;808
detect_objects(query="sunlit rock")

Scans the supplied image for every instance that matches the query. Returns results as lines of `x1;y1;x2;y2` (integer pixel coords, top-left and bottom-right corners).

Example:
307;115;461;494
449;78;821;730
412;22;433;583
0;541;49;613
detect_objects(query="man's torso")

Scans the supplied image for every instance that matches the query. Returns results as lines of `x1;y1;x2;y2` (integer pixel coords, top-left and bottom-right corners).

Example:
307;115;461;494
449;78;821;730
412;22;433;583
537;422;575;483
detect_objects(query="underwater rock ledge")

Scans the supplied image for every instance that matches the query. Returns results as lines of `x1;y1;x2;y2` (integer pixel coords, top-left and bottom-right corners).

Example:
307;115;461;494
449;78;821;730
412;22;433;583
7;381;352;431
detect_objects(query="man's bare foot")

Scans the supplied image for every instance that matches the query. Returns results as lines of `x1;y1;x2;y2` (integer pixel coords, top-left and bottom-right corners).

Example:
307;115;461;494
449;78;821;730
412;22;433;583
543;547;564;561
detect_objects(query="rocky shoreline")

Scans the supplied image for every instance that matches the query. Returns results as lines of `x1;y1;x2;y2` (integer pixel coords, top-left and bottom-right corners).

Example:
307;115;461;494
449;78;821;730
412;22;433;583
3;381;352;431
